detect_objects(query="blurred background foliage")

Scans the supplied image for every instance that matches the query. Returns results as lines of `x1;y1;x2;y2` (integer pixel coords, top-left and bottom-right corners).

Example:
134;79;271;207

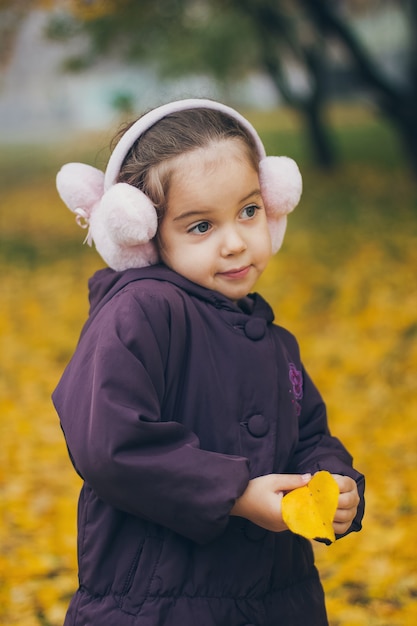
1;0;416;172
1;1;417;625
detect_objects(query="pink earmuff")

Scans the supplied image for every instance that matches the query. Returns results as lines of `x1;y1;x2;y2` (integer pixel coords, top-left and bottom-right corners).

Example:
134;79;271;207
56;98;302;270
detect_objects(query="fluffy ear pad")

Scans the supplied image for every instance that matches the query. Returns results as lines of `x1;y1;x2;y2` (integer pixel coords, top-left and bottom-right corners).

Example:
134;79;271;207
56;164;159;270
97;183;158;245
259;156;302;253
56;163;105;216
267;217;288;255
259;156;302;216
88;183;159;271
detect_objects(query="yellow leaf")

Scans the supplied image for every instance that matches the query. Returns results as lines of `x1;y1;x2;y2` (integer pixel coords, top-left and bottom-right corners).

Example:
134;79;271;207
282;471;339;544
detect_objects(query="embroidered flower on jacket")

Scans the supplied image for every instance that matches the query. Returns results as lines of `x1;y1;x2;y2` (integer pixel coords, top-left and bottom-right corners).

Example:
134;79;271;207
289;362;303;416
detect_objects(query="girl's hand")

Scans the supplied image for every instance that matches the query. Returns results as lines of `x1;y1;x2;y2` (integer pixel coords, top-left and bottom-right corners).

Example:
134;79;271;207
230;473;311;532
332;474;360;535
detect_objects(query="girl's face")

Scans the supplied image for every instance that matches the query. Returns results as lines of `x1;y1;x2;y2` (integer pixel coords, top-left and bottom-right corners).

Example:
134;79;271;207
157;139;272;301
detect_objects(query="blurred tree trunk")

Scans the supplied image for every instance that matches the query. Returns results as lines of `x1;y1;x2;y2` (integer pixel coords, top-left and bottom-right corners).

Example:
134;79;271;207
238;0;337;168
300;0;417;175
298;46;337;169
393;0;417;173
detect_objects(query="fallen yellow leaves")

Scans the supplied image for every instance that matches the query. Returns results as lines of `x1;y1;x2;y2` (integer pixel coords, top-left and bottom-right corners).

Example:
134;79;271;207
282;471;339;544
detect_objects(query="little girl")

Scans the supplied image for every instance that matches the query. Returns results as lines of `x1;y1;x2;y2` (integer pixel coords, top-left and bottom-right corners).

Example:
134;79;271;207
53;98;364;626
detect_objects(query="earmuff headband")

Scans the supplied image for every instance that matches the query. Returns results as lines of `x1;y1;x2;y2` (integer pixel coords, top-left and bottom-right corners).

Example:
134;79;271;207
104;99;267;189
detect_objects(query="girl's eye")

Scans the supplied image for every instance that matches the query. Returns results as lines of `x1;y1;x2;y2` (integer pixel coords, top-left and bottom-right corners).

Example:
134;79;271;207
189;221;211;234
241;204;259;219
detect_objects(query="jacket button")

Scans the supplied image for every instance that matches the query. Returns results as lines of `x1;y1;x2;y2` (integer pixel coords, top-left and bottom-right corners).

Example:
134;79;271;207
247;414;269;437
244;318;266;340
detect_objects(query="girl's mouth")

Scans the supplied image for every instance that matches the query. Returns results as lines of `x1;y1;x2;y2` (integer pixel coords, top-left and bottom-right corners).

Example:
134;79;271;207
219;266;251;279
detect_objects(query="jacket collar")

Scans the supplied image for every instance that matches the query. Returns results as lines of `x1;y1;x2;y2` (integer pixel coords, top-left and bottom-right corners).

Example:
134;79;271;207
88;264;275;323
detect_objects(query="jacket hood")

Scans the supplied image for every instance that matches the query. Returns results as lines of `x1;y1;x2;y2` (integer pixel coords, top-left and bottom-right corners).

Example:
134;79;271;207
87;264;275;325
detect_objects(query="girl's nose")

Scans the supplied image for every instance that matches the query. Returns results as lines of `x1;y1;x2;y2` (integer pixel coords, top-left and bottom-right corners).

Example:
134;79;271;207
221;227;247;256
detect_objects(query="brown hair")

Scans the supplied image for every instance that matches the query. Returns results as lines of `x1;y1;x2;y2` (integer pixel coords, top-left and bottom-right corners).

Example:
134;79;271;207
113;107;259;219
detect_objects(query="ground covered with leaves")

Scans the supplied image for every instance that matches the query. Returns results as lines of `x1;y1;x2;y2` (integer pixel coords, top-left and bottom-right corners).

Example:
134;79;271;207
1;107;416;625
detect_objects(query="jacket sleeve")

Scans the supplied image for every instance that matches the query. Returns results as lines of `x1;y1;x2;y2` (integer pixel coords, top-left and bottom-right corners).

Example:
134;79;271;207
52;287;250;544
282;334;365;538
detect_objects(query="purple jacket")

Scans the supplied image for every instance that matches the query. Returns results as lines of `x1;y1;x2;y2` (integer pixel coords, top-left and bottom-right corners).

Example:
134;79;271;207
53;265;365;626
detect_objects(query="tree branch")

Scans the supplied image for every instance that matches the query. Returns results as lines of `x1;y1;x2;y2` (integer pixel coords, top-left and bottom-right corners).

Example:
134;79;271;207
298;0;401;103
